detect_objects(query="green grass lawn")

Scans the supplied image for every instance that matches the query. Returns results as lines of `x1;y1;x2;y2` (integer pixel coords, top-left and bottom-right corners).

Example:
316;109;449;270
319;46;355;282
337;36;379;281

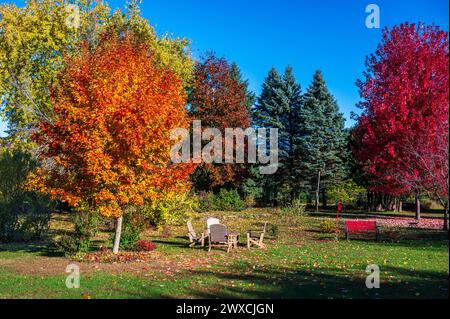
0;209;448;299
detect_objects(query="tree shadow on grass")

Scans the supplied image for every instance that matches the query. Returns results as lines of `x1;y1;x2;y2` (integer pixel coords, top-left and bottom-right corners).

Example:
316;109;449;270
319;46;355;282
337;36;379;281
0;242;63;257
122;261;448;299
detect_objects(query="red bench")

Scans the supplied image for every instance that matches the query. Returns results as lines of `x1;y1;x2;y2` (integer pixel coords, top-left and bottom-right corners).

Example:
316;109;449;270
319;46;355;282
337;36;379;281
344;220;380;241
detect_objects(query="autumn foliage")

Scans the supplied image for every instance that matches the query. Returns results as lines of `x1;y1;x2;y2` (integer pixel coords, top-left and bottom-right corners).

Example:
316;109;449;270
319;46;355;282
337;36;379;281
29;35;195;218
189;54;251;189
352;23;449;226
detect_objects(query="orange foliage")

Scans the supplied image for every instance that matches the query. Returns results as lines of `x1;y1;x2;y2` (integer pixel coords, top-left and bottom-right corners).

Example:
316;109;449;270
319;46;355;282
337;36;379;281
28;35;195;218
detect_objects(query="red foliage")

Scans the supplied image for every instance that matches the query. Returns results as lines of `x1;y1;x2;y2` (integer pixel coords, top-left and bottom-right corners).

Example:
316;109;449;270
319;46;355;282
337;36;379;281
189;54;251;189
136;240;157;252
352;23;449;199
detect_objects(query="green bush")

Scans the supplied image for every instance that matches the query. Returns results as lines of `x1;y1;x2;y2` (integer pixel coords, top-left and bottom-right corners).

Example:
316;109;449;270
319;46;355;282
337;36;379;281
281;198;306;216
0;193;53;242
18;192;53;239
0;200;20;241
144;192;198;229
267;224;279;238
242;171;263;207
56;209;101;255
215;189;244;211
327;180;366;207
0;148;54;242
198;189;244;212
319;220;337;233
118;207;146;251
198;191;216;211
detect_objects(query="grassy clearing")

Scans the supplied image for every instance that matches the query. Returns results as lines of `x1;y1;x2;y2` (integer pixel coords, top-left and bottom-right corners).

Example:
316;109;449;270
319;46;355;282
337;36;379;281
0;208;448;299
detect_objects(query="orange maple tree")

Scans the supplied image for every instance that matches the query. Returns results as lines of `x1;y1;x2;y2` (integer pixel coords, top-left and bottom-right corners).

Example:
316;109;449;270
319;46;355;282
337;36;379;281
29;35;195;251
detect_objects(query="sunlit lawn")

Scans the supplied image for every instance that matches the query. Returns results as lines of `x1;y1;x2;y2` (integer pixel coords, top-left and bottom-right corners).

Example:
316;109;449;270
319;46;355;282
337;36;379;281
0;209;448;299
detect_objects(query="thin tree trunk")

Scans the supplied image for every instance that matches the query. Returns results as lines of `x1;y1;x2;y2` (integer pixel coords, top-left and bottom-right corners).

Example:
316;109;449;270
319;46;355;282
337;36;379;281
435;195;448;231
444;204;448;231
315;171;321;213
322;188;327;209
393;198;398;213
375;193;382;211
113;215;123;254
415;191;421;221
399;200;403;212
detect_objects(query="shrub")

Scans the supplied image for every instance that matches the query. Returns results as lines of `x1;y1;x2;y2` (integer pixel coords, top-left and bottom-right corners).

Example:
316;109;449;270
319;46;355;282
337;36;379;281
198;191;216;211
117;206;147;251
0;200;20;241
242;172;263;207
267;224;279;238
0;193;54;242
319;220;337;233
136;240;157;251
327;180;366;207
0;148;54;242
421;197;444;210
143;192;197;229
199;189;244;212
54;235;79;256
281;198;306;216
19;192;53;239
244;195;256;208
215;189;244;211
56;209;101;255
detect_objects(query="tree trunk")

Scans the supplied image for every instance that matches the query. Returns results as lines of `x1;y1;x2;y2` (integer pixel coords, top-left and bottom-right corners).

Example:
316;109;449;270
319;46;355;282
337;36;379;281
435;195;448;231
375;193;383;211
315;171;321;213
113;215;123;254
415;192;421;221
399;200;403;212
322;188;327;209
443;202;448;231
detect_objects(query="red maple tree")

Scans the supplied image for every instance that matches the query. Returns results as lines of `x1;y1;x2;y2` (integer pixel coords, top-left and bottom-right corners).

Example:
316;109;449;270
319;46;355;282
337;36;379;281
353;23;449;228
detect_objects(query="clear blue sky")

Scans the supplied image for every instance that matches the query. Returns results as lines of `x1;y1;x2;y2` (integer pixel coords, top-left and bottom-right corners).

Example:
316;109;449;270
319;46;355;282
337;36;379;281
1;0;449;136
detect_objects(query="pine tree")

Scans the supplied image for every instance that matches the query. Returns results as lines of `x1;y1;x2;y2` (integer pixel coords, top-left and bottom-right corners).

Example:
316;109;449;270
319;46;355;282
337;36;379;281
253;66;302;204
296;70;347;211
230;63;256;112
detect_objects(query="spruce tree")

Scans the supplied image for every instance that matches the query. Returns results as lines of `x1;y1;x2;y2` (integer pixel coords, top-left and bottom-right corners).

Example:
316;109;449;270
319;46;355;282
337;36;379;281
253;66;302;204
230;63;256;112
296;70;347;210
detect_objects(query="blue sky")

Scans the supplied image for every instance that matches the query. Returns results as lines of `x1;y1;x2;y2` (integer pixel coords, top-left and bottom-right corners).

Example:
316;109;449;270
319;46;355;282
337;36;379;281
1;0;449;135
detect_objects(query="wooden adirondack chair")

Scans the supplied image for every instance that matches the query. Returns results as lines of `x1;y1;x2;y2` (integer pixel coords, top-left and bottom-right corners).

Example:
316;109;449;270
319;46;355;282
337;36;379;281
187;221;205;247
208;224;233;253
206;217;220;233
247;222;268;249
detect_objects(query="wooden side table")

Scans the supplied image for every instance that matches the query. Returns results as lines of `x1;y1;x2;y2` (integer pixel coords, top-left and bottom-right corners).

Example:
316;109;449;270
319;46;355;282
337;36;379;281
228;233;240;249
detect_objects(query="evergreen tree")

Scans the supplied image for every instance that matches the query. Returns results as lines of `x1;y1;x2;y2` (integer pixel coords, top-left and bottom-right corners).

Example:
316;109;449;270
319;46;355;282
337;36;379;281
253;66;302;204
230;63;256;112
296;70;347;210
